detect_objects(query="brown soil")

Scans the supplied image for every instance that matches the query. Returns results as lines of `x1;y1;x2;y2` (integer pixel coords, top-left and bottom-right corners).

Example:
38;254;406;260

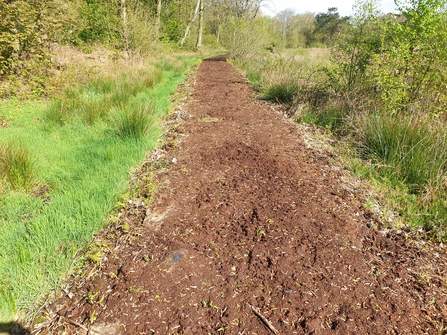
33;56;447;334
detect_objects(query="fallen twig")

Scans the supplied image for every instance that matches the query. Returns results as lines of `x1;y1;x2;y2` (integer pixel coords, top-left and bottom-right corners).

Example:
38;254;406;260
62;316;103;335
247;303;279;334
63;317;89;332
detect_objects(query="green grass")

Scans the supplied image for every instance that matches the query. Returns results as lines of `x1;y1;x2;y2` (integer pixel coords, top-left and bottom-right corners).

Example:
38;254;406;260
114;101;157;139
359;114;447;231
45;65;164;125
301;106;346;133
0;140;36;191
0;55;199;323
301;110;447;235
361;115;447;191
262;83;298;104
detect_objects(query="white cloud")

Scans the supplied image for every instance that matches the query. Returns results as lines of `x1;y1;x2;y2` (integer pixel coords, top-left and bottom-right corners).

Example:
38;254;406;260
263;0;397;17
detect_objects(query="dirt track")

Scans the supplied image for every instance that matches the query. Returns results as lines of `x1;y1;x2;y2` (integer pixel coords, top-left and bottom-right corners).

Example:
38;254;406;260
35;56;447;334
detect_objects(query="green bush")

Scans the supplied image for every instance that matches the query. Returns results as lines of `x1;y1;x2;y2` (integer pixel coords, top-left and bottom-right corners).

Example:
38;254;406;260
78;1;121;45
371;0;447;116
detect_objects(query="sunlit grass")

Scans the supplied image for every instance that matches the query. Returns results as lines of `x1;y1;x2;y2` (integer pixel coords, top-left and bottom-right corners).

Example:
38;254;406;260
114;101;157;139
0;140;36;191
45;65;163;125
359;114;447;230
0;55;200;322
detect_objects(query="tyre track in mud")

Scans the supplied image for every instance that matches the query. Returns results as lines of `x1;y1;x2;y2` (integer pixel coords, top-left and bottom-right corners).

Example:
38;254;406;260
36;55;447;334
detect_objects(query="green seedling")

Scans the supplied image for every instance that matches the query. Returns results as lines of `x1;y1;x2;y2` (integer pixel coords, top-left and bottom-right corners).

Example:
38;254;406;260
89;310;96;324
128;286;140;293
87;290;101;304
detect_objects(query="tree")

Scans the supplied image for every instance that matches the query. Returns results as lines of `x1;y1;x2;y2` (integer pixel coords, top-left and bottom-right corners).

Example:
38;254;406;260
0;0;78;76
179;0;201;46
222;16;276;59
125;0;156;53
274;9;295;48
273;11;316;48
232;0;263;18
331;0;382;93
196;0;204;47
78;0;121;45
314;7;349;45
207;0;229;44
154;0;162;40
121;0;129;49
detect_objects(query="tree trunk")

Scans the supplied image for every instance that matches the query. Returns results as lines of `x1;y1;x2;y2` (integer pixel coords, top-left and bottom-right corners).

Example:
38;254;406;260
179;0;200;47
120;0;128;49
195;0;203;48
216;24;221;44
178;0;182;24
154;0;162;40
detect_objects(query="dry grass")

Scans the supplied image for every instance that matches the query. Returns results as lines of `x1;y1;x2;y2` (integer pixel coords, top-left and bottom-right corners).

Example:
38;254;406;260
48;44;160;96
235;48;330;105
47;44;208;98
280;48;331;68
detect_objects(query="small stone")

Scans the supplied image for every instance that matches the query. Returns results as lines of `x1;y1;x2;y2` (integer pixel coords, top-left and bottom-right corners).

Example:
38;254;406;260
366;222;373;229
172;157;178;164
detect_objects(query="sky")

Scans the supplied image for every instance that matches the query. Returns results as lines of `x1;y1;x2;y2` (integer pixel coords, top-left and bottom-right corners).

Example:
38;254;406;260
263;0;397;17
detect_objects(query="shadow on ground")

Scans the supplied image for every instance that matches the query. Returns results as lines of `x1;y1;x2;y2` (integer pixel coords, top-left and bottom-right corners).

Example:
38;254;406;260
0;323;29;335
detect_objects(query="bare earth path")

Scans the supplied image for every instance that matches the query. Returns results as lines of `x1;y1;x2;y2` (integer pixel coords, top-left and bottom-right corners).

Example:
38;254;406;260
36;56;447;334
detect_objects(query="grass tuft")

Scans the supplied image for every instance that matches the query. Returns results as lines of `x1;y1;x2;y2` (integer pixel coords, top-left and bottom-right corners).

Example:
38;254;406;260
0;140;36;191
263;83;297;104
301;106;346;133
361;115;447;195
114;101;156;139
